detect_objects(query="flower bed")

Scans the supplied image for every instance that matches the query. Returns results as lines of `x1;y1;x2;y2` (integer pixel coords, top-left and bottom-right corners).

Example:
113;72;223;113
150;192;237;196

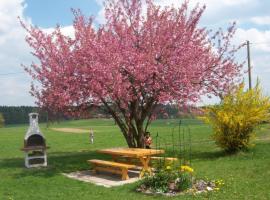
137;162;224;196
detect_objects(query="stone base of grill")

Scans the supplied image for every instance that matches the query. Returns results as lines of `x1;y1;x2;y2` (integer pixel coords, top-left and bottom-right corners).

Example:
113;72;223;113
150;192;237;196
24;150;47;168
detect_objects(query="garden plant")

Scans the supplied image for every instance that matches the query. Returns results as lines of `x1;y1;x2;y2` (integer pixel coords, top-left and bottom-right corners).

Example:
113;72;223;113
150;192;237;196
203;82;270;152
138;159;225;196
138;160;193;194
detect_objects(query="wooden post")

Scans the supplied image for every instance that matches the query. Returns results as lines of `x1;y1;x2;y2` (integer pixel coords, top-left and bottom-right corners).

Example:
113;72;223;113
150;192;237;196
247;40;252;90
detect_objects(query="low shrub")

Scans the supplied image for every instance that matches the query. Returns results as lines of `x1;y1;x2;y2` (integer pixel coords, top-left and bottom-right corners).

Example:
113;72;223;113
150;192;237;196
202;82;270;152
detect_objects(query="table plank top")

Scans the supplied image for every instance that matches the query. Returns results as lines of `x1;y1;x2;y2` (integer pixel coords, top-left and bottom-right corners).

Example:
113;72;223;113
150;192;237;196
97;148;164;158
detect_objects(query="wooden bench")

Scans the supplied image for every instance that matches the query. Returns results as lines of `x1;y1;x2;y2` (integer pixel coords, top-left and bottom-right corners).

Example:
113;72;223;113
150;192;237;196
114;156;178;166
150;157;178;166
114;156;141;165
88;159;136;180
151;157;178;162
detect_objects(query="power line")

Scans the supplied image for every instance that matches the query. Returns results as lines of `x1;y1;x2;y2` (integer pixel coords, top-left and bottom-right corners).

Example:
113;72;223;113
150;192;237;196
241;41;270;47
250;42;270;45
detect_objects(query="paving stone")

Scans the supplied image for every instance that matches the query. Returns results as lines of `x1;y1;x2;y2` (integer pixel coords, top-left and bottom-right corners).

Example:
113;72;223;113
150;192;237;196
63;170;140;187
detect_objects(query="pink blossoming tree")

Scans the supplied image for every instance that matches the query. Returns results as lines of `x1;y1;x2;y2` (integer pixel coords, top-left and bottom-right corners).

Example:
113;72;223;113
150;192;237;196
22;0;243;148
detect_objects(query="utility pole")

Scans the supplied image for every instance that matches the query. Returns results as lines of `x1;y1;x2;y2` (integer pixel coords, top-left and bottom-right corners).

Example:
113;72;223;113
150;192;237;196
246;40;252;90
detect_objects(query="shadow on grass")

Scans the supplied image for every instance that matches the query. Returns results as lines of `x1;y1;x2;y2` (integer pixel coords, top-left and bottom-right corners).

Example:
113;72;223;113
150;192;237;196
0;150;112;179
3;143;268;180
190;150;228;161
190;142;270;161
159;147;228;162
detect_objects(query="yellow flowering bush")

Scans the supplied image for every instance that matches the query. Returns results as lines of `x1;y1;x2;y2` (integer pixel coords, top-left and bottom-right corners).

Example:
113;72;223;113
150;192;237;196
202;82;270;152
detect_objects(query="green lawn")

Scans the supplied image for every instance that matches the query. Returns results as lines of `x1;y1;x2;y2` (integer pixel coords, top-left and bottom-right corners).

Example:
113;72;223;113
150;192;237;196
0;119;270;200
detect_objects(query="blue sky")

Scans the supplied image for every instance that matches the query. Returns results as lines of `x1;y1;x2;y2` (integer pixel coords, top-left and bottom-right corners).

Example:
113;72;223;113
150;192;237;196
0;0;270;106
24;0;101;28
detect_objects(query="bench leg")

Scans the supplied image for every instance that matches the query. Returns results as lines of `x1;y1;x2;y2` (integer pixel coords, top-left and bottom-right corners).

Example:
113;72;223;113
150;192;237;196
92;165;97;174
92;164;100;174
126;157;133;164
139;156;152;178
112;155;118;162
121;169;129;180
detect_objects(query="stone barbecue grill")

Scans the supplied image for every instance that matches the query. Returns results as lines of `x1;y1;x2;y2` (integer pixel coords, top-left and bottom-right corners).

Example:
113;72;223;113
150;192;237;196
21;113;48;168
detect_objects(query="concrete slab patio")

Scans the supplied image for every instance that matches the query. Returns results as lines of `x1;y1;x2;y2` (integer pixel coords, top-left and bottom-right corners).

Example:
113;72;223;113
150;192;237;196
63;170;140;188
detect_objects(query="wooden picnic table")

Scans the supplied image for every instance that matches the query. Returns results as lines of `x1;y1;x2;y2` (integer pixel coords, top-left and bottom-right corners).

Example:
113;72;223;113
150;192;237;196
97;148;165;178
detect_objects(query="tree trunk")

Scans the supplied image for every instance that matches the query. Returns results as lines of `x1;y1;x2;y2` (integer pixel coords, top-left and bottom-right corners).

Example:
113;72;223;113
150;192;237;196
125;120;146;148
111;116;146;148
101;98;153;148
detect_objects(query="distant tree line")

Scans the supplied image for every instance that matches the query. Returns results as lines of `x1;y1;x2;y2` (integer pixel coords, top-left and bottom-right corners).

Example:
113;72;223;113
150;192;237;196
0;106;48;125
0;104;201;126
155;104;204;119
0;113;4;127
0;105;108;125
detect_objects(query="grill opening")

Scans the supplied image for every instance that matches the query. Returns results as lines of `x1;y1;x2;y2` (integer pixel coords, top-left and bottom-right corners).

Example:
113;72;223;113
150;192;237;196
26;134;45;147
29;158;46;165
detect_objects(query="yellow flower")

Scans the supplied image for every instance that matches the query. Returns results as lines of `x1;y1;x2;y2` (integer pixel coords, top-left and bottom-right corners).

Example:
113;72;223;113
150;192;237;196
166;166;171;170
180;165;194;173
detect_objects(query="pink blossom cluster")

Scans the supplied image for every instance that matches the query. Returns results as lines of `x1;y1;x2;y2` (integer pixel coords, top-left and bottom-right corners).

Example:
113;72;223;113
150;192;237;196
22;0;243;118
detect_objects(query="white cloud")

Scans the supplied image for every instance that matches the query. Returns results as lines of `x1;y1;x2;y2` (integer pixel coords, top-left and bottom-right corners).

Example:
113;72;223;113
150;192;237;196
94;0;260;27
234;28;270;52
92;0;105;24
94;0;103;6
221;0;253;6
0;76;34;105
0;0;35;105
0;0;76;106
43;25;75;39
155;0;254;7
233;28;270;96
251;16;270;25
96;7;106;24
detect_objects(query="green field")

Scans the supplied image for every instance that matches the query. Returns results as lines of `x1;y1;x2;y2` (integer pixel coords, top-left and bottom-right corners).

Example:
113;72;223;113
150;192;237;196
0;119;270;200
